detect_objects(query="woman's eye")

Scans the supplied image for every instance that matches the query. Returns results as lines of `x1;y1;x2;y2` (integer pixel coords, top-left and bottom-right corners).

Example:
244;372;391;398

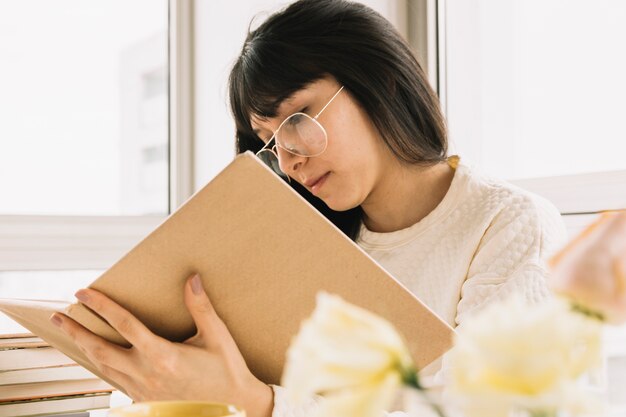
285;113;305;126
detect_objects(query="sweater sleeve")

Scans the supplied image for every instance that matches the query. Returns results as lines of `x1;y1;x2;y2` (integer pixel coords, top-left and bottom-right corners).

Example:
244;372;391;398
455;193;567;326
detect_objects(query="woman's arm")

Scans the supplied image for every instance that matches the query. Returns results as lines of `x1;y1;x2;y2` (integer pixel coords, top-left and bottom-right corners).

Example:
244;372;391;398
51;274;273;417
455;195;567;325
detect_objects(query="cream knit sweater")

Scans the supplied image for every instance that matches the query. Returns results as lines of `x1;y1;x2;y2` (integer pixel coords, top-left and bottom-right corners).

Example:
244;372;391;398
271;160;567;417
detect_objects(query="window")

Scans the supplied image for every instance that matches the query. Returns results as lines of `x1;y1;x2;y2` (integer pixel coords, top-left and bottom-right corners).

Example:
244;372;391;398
438;0;626;404
0;0;194;333
0;0;169;216
441;0;626;216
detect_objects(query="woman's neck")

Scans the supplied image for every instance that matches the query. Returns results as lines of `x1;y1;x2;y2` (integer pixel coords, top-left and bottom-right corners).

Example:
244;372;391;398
361;160;455;233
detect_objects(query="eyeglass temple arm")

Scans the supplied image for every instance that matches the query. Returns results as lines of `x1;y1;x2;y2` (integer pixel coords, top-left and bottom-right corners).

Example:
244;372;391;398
314;86;344;119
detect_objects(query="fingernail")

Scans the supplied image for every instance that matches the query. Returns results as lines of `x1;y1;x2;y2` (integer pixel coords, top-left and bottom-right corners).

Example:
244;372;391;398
75;290;90;304
50;313;63;327
191;274;203;295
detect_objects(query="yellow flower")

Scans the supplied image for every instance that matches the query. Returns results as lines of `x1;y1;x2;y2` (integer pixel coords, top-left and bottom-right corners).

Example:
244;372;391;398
449;297;602;415
550;211;626;324
281;292;415;417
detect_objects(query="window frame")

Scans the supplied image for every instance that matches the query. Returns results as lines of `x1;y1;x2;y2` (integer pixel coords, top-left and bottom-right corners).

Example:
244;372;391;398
0;0;194;272
406;0;441;102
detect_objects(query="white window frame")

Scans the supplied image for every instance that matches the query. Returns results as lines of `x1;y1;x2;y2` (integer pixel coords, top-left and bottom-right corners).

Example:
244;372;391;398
513;170;626;236
0;0;195;272
405;0;441;102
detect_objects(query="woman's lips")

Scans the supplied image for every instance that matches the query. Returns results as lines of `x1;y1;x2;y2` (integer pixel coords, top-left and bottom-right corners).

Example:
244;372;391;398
308;172;330;195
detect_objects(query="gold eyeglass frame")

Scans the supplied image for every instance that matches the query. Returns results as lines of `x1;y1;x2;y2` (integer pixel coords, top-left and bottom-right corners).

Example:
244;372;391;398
255;85;345;179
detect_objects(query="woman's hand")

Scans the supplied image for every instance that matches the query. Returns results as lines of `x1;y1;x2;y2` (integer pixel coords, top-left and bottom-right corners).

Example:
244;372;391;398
50;274;274;417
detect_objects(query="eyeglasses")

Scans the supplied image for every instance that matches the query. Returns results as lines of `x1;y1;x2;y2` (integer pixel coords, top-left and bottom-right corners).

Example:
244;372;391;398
256;86;344;179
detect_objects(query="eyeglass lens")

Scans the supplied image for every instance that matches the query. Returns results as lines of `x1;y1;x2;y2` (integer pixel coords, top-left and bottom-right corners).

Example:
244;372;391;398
257;114;327;177
275;113;326;157
257;148;285;178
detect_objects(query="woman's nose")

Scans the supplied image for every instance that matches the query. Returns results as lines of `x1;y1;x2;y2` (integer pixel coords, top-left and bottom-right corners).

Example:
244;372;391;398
277;148;307;176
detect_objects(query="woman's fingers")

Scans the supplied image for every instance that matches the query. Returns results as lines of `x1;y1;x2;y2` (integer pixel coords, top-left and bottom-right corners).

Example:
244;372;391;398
49;275;268;408
50;312;134;374
183;274;227;349
73;288;157;351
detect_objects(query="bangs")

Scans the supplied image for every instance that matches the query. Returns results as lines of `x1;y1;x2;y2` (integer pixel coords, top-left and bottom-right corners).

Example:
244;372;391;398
229;36;326;143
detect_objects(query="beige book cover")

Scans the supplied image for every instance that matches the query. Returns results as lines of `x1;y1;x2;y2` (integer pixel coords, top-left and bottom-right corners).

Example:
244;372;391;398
0;152;454;393
0;346;75;371
0;379;112;403
0;363;97;386
0;335;47;349
0;392;111;417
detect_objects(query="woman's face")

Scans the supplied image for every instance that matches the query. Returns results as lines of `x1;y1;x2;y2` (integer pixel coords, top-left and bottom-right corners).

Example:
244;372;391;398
250;77;394;211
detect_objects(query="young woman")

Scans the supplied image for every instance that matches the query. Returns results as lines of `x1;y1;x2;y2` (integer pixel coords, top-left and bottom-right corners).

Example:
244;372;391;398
51;1;566;416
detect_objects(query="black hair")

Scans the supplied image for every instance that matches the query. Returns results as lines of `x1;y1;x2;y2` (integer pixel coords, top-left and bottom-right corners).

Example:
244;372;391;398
228;0;447;241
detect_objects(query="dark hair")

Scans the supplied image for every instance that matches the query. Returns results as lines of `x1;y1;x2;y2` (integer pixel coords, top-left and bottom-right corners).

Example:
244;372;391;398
228;0;447;240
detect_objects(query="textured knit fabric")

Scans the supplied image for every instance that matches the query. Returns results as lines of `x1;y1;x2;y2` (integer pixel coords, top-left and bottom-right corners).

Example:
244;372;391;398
271;159;567;417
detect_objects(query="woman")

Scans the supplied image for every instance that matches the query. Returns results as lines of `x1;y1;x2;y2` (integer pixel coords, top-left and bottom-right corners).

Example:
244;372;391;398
51;1;566;416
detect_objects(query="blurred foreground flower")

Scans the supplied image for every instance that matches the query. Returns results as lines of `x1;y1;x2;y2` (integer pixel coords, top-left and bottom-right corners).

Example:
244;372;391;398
281;292;438;417
449;297;603;417
550;211;626;324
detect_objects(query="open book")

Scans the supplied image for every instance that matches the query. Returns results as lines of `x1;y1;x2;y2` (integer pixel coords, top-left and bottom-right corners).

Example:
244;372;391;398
0;152;454;393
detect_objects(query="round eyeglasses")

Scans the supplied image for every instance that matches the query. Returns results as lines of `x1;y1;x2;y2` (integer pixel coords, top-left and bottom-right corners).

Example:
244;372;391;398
256;86;344;179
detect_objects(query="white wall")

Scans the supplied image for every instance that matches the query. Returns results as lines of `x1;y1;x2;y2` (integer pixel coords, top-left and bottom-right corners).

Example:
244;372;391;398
192;0;406;189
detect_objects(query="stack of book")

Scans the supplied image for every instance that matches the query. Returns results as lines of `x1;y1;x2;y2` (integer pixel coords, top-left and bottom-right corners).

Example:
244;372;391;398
0;333;113;417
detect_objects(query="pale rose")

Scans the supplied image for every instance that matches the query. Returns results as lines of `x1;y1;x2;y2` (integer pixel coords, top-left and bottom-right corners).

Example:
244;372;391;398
550;211;626;324
281;292;415;417
449;297;602;415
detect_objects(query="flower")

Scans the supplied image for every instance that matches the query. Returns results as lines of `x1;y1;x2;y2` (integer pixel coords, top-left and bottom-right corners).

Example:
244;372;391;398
550;211;626;324
448;297;603;417
281;292;417;417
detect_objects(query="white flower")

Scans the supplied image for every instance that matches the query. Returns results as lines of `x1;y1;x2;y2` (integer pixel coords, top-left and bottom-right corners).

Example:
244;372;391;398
448;297;603;416
282;292;415;417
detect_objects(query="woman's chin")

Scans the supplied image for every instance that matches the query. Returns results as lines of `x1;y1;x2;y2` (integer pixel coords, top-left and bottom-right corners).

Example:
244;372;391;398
322;196;360;213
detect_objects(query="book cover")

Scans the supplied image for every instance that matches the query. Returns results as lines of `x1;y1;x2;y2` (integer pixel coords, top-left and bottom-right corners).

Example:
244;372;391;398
0;393;110;417
0;379;112;403
0;335;48;349
0;346;75;372
0;152;454;391
0;365;97;386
